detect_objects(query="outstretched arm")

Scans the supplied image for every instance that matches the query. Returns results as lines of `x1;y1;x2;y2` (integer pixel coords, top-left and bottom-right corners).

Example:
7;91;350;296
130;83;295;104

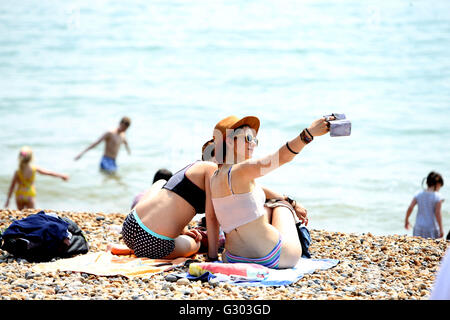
234;117;331;182
74;132;108;160
36;167;69;181
4;171;18;208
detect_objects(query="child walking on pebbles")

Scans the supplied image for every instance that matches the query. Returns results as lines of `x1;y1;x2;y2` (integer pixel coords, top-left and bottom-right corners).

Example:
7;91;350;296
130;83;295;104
4;146;69;210
405;171;445;239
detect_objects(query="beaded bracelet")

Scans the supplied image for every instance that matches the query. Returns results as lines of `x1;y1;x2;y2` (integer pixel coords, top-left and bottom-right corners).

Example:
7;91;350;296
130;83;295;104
305;128;314;140
300;129;313;144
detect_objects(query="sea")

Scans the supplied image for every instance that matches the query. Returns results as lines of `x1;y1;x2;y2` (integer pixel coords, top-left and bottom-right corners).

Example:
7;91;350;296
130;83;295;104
1;0;449;237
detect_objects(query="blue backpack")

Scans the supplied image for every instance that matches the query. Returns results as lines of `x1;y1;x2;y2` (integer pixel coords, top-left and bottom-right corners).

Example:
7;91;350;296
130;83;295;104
297;224;312;258
0;211;89;262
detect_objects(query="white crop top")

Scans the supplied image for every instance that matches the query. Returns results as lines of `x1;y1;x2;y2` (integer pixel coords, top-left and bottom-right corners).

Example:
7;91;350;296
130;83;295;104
211;166;266;233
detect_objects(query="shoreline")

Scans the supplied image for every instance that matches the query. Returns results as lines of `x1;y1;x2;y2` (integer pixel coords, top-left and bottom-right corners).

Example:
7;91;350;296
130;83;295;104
0;209;448;300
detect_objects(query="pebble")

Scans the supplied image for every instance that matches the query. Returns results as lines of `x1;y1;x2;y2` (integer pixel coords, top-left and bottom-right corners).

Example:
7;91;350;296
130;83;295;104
164;274;178;282
0;209;448;300
208;278;220;287
176;278;190;286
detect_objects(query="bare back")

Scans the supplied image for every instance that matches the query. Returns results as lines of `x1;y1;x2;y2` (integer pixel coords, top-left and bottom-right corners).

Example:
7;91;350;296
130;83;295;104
136;161;217;238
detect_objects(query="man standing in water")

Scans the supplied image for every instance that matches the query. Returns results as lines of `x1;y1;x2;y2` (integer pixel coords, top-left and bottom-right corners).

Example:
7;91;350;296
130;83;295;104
75;116;131;174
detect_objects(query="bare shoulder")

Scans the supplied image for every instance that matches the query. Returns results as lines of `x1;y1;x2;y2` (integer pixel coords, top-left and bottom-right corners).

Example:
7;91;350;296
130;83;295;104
228;157;266;183
198;161;218;173
188;161;217;178
103;130;114;139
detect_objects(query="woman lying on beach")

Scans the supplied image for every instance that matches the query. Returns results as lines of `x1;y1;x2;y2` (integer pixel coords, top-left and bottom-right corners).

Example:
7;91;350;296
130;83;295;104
120;140;221;260
208;115;332;268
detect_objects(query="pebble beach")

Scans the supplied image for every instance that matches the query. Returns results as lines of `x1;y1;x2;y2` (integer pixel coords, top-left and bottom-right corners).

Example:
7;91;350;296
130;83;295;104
0;209;448;301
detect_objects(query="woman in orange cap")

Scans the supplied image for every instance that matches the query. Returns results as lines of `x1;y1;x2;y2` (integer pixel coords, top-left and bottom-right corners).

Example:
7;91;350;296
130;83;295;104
208;115;332;268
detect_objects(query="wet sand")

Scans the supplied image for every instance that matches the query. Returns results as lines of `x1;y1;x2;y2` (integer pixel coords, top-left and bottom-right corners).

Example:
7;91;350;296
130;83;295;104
0;209;447;300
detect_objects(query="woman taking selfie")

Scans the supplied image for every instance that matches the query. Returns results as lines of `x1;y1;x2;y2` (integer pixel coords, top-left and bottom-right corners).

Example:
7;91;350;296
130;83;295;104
208;115;332;268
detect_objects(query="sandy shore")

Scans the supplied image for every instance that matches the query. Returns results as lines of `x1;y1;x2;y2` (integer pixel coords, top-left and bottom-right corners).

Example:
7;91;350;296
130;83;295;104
0;208;448;300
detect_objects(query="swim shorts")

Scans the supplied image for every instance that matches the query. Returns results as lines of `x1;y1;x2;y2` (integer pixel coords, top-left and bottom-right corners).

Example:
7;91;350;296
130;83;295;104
121;209;176;259
100;156;117;173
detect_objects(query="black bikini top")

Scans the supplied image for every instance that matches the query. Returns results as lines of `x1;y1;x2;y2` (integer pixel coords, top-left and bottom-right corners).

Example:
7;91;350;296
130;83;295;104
162;161;206;214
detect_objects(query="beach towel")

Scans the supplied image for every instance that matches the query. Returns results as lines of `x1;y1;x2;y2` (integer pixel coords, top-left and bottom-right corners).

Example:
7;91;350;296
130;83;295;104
175;258;339;286
32;251;188;278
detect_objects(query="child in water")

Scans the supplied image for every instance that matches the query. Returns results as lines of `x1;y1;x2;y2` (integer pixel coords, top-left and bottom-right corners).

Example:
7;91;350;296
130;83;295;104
4;146;69;210
405;171;445;239
74;116;131;174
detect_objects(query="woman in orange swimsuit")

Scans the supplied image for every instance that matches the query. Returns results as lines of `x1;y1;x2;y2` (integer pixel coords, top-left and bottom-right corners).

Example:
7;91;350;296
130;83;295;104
4;146;69;210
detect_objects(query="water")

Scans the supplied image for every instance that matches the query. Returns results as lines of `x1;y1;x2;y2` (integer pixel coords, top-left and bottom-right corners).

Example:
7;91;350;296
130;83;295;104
1;0;449;236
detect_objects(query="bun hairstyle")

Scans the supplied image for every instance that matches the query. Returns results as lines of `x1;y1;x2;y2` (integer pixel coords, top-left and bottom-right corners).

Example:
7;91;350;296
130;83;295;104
422;171;444;191
18;146;33;171
202;139;215;162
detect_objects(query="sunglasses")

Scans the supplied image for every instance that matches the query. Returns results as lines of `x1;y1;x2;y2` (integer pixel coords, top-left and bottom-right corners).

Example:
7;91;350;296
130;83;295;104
233;133;259;146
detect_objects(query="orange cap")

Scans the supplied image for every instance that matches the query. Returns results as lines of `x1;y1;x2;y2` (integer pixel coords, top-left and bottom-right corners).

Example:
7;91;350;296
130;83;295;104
213;115;260;142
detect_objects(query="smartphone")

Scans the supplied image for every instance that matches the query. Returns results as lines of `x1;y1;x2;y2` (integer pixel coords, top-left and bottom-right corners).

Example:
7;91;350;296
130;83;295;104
324;113;352;137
